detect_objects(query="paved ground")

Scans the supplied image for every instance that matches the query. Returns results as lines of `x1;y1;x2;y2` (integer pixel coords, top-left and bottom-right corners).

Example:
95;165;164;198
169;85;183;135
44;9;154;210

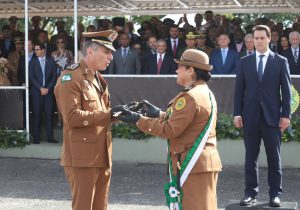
0;158;299;210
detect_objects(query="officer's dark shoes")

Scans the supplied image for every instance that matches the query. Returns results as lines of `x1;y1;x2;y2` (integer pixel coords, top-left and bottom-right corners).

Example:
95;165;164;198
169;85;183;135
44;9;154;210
48;139;58;143
269;196;281;207
240;195;257;206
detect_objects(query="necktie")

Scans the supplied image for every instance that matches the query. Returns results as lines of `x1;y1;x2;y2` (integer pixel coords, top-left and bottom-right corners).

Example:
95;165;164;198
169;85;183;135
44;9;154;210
258;55;264;82
40;58;45;86
221;49;227;64
173;40;177;57
122;48;127;59
157;54;163;74
248;51;252;55
294;49;298;63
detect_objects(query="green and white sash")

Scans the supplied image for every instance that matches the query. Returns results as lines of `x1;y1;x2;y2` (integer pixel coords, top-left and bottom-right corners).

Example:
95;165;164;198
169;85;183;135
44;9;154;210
164;91;215;210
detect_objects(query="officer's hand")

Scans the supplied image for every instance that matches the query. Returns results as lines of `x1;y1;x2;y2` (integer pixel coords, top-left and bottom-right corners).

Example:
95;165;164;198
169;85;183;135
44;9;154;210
124;101;143;112
141;100;161;118
119;109;141;124
111;105;126;117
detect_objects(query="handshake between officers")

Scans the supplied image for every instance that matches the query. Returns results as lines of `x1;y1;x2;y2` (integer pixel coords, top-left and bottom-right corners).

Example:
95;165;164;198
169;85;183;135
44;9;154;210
55;31;221;210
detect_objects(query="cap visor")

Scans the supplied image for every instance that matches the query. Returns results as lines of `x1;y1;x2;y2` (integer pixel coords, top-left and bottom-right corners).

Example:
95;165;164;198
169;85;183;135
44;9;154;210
103;43;116;51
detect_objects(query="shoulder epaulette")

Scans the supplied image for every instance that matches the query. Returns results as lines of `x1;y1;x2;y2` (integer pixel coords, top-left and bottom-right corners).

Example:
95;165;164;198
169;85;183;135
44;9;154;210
66;63;80;70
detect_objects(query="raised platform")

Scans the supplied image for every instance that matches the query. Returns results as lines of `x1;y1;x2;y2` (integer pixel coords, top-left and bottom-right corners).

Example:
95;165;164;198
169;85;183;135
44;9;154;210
225;201;298;210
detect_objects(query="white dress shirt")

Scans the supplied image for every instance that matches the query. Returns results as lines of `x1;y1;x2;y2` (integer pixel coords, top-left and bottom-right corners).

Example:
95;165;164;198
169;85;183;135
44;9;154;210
156;53;165;62
256;49;271;74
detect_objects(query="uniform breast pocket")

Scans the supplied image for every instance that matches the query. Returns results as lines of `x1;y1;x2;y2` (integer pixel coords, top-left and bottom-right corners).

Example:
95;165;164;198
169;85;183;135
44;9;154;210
71;130;96;160
82;91;98;111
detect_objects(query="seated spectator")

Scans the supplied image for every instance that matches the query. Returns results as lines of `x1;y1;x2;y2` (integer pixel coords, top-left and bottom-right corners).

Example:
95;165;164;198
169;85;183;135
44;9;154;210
206;25;218;48
196;32;213;57
87;25;96;32
138;28;154;52
0;25;15;58
177;31;199;58
124;21;139;44
166;24;186;59
30;16;43;44
229;28;246;53
37;30;54;57
7;37;24;85
141;35;157;67
109;32;141;74
133;42;142;56
112;17;125;33
51;36;73;76
203;10;216;30
210;33;240;74
8;16;23;38
269;30;280;53
144;35;157;55
282;31;300;74
142;39;176;74
240;33;255;57
17;38;36;86
50;20;74;53
279;35;290;55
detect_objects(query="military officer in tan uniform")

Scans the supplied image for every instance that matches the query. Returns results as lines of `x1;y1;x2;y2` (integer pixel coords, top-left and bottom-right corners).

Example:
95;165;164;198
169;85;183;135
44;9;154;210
54;30;119;210
118;49;222;210
0;57;11;86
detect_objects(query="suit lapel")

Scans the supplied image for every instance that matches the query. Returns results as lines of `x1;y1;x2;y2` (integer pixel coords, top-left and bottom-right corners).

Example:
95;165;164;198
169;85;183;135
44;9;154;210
250;53;259;81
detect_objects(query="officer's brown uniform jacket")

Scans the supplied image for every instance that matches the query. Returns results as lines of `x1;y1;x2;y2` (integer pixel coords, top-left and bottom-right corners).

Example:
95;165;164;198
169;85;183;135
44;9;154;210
7;51;21;85
137;80;222;175
54;59;112;168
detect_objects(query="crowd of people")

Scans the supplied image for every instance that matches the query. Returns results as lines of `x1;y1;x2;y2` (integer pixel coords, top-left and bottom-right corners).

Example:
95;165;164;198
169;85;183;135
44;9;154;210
0;12;300;87
0;11;299;142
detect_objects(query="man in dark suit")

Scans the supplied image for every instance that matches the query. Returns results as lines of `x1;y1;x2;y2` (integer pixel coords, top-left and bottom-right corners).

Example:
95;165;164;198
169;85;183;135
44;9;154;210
166;24;186;59
18;39;36;129
210;33;240;74
0;25;15;58
142;39;176;74
18;39;36;85
281;31;300;74
234;25;291;207
37;30;54;58
229;28;246;53
109;32;141;74
29;43;57;144
141;35;157;68
240;33;255;58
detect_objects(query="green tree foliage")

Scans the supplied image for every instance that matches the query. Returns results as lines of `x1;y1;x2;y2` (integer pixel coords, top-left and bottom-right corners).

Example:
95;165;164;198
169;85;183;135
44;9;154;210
233;13;300;28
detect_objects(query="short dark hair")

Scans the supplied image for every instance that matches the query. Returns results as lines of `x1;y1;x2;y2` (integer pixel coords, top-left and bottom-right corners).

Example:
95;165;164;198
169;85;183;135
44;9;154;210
2;25;10;31
252;25;271;38
38;30;48;36
217;32;229;38
169;24;179;30
194;68;211;81
185;66;211;82
205;10;213;15
34;42;46;50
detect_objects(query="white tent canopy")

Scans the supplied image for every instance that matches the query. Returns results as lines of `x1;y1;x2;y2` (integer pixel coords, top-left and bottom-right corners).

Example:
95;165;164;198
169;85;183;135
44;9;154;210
1;0;300;18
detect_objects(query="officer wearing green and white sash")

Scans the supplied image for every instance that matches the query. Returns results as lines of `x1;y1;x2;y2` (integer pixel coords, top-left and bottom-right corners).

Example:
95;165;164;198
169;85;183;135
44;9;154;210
117;49;222;210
